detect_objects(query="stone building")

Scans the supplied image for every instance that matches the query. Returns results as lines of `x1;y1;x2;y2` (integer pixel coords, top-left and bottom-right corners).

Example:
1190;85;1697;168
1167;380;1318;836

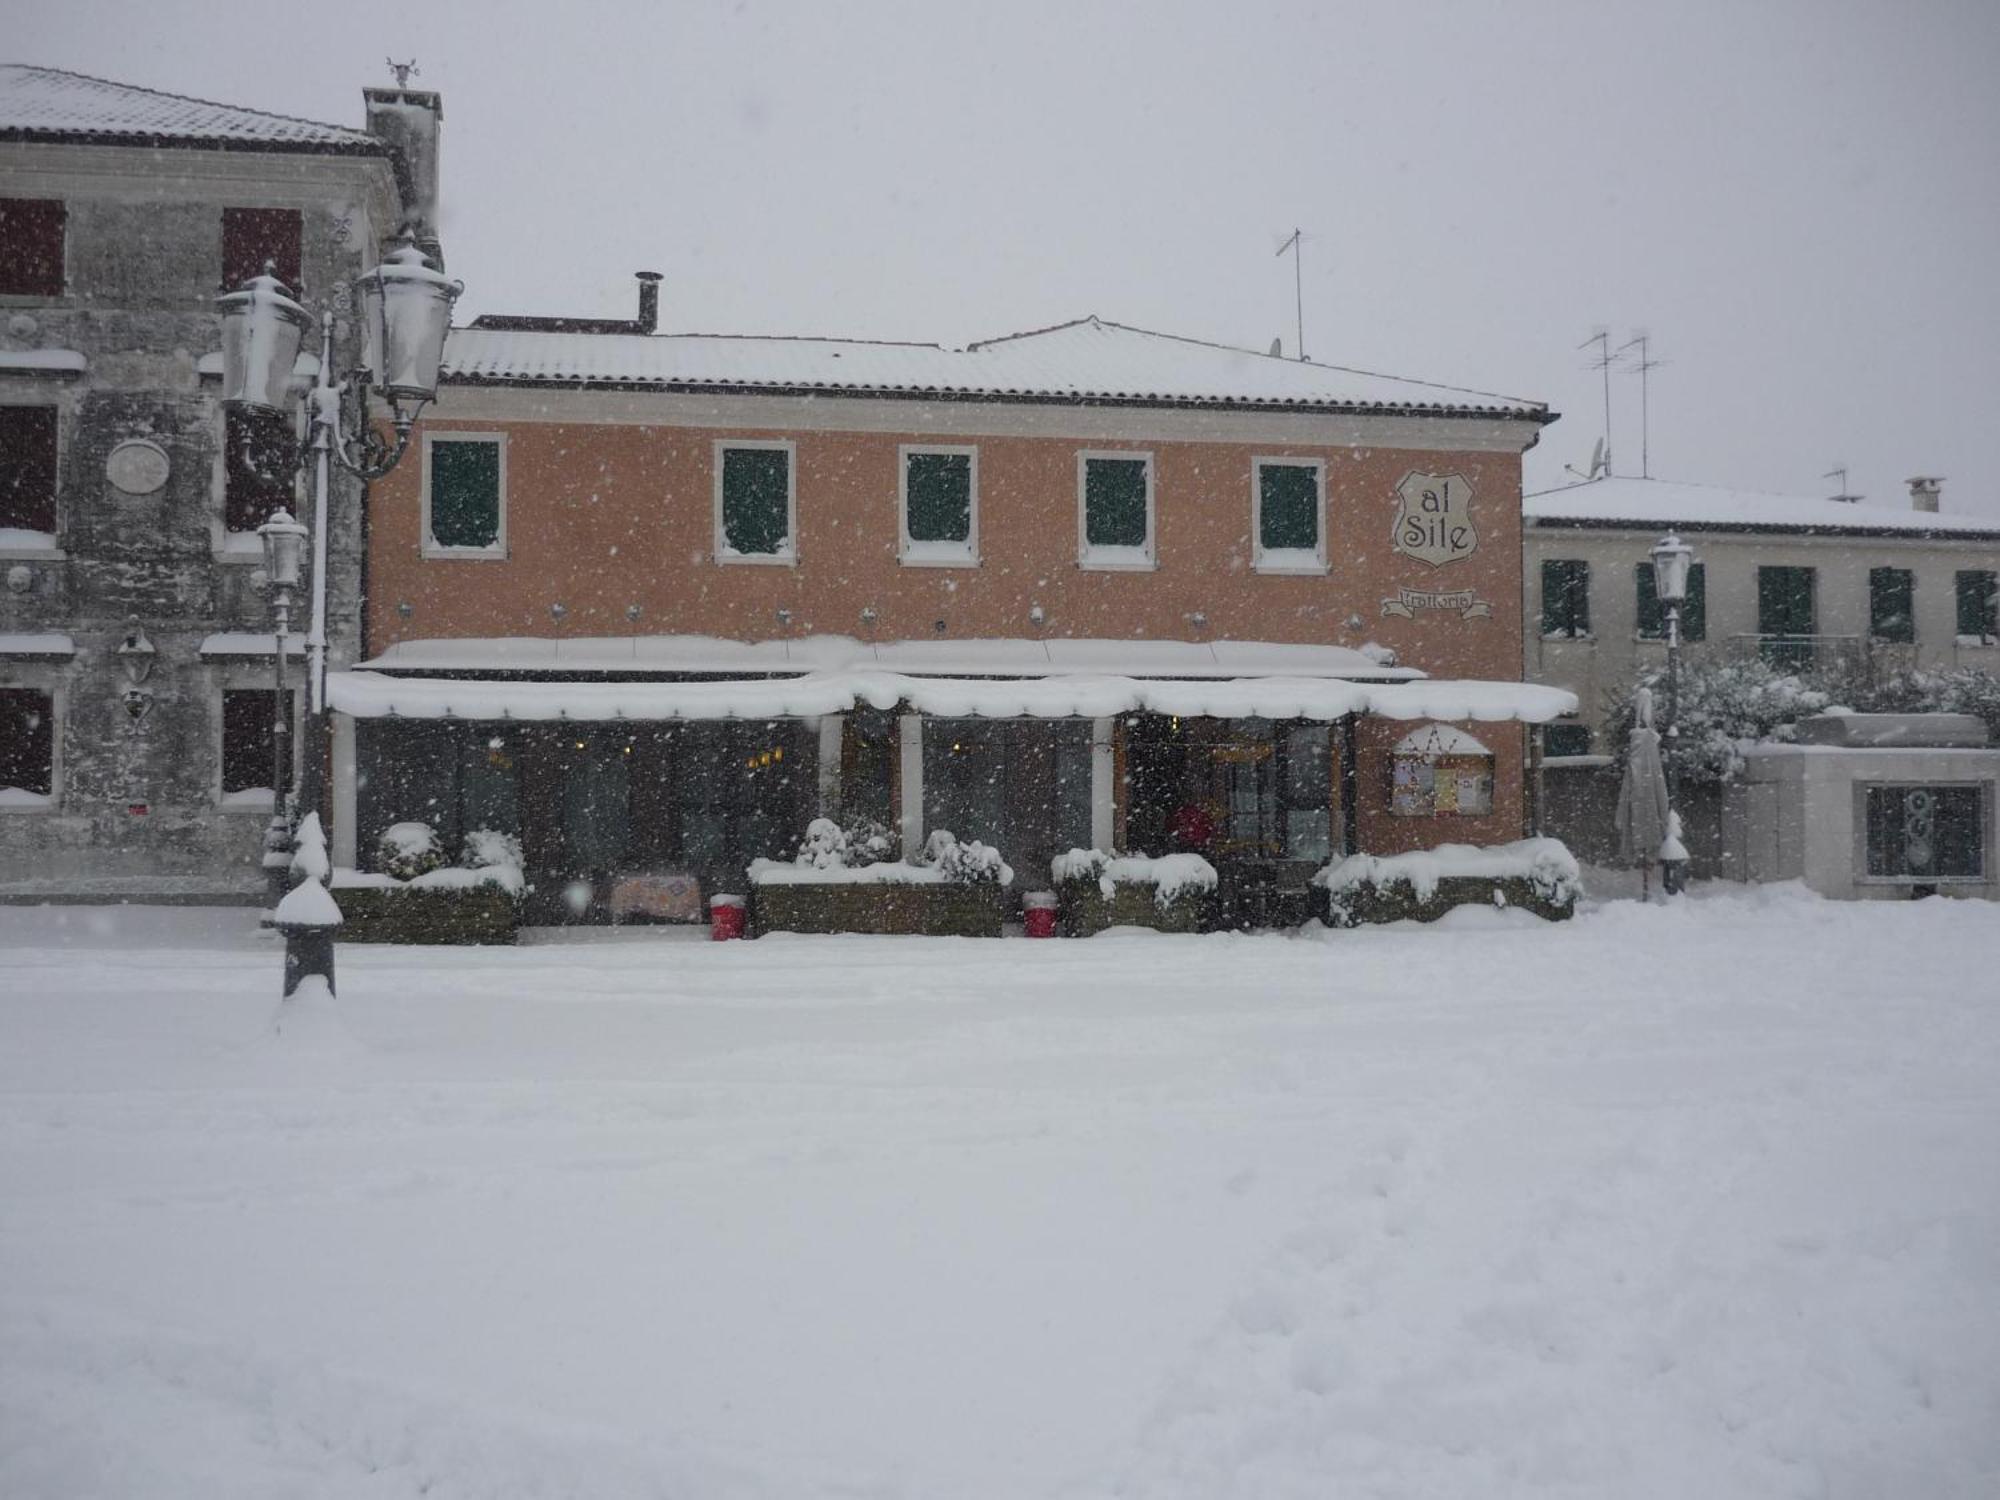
0;65;438;898
333;312;1571;925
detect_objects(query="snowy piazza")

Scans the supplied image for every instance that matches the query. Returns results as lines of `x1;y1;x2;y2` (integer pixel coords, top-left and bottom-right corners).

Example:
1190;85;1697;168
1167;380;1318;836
3;4;1998;1497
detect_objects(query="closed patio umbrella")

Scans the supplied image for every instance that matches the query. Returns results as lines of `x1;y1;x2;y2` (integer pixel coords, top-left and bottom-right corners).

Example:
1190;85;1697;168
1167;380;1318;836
1617;688;1672;896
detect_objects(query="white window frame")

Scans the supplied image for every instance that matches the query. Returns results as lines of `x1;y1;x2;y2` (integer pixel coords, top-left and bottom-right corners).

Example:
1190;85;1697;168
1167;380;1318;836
1250;456;1328;575
713;438;797;566
1076;450;1156;571
421;430;508;560
898;443;979;567
0;677;61;813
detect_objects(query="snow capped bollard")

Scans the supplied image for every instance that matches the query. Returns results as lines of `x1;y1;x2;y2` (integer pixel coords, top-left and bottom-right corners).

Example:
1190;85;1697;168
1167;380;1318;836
277;811;341;998
1022;891;1059;938
710;893;747;941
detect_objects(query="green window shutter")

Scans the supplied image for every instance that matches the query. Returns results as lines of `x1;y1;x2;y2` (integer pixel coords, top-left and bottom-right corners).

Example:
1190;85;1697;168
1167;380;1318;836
1541;559;1588;636
1683;563;1706;641
1635;562;1662;638
721;446;791;556
1084;457;1148;548
1757;566;1815;636
1959;571;1999;638
1258;463;1319;552
904;451;971;544
1869;567;1915;642
429;440;501;549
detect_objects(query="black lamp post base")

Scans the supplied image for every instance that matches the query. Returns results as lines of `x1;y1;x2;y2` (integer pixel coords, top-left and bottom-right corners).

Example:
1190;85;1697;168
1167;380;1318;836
281;928;337;998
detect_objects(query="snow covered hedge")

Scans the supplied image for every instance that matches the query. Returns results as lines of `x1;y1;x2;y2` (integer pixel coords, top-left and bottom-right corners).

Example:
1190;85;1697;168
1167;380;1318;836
334;825;527;944
749;825;1011;936
1051;850;1219;935
1313;838;1581;926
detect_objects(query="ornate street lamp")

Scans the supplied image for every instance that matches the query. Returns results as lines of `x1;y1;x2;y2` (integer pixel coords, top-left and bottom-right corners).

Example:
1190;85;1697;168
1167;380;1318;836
1649;532;1695;893
218;237;462;999
257;507;308;911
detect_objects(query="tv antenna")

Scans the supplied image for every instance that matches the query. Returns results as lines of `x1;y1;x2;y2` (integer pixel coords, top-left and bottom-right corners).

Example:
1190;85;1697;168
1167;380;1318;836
1615;333;1665;478
1579;329;1615;478
1823;464;1860;503
387;58;420;88
1563;437;1608;484
1275;229;1305;360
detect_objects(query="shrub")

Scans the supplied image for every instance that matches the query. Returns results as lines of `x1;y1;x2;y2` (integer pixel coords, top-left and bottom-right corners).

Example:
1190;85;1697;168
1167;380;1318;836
462;827;523;872
378;821;444;880
794;817;850;869
920;829;1013;886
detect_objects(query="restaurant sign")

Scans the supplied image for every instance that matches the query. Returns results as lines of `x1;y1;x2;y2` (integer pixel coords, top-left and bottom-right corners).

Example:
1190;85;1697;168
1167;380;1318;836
1391;471;1477;568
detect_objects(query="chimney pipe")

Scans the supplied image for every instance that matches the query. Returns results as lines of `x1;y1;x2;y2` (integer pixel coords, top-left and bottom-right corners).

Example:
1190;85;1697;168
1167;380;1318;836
635;271;662;334
1906;475;1943;513
363;86;444;265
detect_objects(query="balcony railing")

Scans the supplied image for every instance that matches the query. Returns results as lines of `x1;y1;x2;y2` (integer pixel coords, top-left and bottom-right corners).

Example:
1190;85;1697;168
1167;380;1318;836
1727;633;1864;673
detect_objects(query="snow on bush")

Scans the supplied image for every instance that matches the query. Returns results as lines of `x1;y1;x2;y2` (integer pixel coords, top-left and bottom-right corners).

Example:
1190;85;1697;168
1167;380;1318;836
378;821;445;881
1314;837;1582;907
461;828;523;873
1052;848;1218;906
1614;659;1828;783
920;829;1013;886
839;816;894;867
794;817;851;869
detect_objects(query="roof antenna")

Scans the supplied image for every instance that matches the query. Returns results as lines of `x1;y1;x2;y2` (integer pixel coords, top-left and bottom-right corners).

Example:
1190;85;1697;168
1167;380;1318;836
386;58;420;88
1563;437;1608;484
1578;329;1615;478
1275;229;1305;360
1824;464;1860;503
1614;332;1665;479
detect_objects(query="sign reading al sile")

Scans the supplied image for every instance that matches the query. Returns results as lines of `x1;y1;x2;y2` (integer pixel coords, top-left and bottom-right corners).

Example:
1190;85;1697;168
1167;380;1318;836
1391;471;1477;567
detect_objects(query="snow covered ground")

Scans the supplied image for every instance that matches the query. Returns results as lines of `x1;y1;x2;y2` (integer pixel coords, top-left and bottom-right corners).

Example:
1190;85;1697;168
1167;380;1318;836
1;889;1996;1499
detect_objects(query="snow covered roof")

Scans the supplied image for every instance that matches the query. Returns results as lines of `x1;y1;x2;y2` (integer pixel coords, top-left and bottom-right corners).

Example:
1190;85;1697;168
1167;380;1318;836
327;669;1577;725
359;634;1419;680
440;317;1551;419
0;64;380;150
1525;477;2000;539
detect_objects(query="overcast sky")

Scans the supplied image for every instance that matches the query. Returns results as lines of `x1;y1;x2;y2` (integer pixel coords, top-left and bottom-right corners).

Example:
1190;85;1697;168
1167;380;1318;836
15;0;1999;515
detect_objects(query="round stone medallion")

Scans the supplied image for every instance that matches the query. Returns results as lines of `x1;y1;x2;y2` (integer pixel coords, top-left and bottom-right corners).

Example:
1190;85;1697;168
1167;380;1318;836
106;439;171;496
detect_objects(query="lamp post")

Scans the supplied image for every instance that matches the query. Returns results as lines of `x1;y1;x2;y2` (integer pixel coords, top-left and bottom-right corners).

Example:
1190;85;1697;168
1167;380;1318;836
218;240;461;998
1650;531;1695;893
256;507;307;911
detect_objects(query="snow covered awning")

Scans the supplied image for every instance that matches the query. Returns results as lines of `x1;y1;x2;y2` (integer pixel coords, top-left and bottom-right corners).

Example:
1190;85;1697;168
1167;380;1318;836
0;350;86;377
0;632;76;657
358;634;1419;680
327;669;1578;725
199;632;307;658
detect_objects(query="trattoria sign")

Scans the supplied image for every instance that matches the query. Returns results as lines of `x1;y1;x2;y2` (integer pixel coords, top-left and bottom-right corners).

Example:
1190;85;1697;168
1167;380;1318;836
1391;471;1477;568
1380;586;1493;620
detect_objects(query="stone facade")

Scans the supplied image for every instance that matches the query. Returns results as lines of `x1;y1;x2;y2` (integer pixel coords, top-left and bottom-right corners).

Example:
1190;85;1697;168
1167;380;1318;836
0;129;410;896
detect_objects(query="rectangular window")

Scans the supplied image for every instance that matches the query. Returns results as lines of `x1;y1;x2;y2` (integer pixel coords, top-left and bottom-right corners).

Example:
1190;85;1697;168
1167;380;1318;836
1758;565;1816;668
224;404;296;533
1864;785;1985;880
1635;560;1706;641
715;441;795;563
900;445;976;564
1280;723;1331;861
1869;567;1916;643
0;687;55;799
1078;452;1154;567
1540;559;1591;638
1543;722;1593;758
1253;458;1325;572
0;406;59;535
221;206;303;292
221;688;294;797
424;433;505;556
0;198;65;297
1957;570;1999;643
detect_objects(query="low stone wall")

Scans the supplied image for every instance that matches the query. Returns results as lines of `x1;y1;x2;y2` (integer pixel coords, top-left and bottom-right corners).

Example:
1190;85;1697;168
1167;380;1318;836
330;886;521;945
751;882;1006;937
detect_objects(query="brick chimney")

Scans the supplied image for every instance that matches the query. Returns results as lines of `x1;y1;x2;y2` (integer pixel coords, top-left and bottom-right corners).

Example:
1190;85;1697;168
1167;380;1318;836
363;86;443;262
1907;475;1943;513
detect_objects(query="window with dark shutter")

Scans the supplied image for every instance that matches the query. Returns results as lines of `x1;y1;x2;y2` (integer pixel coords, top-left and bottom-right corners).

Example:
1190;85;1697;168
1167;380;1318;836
1256;461;1321;564
0;406;59;534
221;688;293;795
718;444;792;559
1540;559;1590;638
221;207;302;291
1957;571;1998;642
1082;455;1150;553
1869;567;1916;643
426;437;504;552
224;405;297;533
0;688;56;797
0;198;65;297
903;449;973;550
1636;560;1706;640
